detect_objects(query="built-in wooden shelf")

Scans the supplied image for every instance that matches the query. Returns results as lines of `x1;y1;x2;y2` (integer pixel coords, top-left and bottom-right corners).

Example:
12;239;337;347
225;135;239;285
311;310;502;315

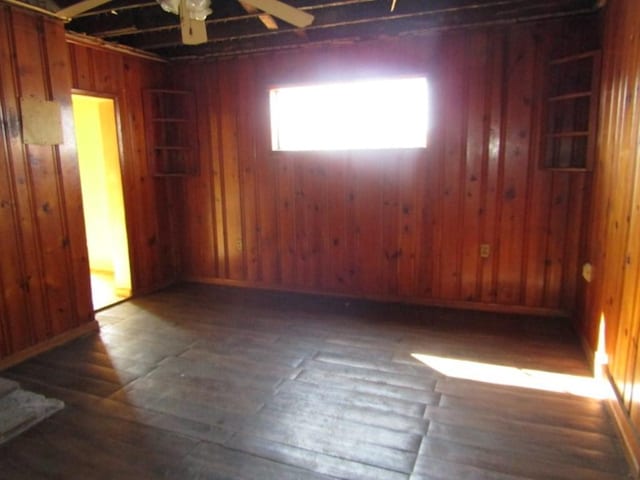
541;50;601;171
547;131;590;138
143;89;199;176
548;92;592;101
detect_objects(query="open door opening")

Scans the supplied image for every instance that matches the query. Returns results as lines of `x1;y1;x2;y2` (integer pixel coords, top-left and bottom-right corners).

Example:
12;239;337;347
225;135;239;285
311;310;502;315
72;94;132;310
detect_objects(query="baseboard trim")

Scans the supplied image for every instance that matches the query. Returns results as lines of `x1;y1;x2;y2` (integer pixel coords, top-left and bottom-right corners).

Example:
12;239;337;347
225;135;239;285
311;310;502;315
0;320;99;371
603;365;640;478
579;333;596;374
185;276;570;318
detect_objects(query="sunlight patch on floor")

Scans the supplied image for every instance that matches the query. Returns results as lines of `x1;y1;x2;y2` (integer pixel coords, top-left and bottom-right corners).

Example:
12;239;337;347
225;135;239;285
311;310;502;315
412;353;608;399
91;271;129;311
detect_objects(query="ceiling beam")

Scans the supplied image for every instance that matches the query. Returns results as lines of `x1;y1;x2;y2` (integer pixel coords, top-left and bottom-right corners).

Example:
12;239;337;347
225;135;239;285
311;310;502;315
113;0;593;50
68;0;380;37
59;0;599;60
87;0;495;44
150;0;597;59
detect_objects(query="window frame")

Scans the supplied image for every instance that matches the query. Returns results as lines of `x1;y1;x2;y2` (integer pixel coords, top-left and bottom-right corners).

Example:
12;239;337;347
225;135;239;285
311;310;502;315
267;75;431;153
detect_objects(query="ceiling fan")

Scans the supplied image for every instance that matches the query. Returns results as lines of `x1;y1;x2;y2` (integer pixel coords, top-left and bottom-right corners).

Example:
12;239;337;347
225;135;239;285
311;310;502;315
56;0;314;45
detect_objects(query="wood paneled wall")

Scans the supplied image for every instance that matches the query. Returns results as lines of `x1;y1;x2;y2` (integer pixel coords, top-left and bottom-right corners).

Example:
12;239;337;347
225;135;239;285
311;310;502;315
0;5;179;363
0;3;603;365
177;18;597;314
66;38;180;294
0;6;93;361
579;0;640;431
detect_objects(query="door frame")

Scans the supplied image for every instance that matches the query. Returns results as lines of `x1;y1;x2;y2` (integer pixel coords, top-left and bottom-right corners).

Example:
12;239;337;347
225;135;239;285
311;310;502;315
71;89;136;300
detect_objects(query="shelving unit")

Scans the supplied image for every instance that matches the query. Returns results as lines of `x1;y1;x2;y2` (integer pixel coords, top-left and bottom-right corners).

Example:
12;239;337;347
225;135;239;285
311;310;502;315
142;89;199;176
541;51;601;171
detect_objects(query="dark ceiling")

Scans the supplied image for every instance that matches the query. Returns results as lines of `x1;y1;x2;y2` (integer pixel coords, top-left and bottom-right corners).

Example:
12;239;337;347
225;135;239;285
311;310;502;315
51;0;600;60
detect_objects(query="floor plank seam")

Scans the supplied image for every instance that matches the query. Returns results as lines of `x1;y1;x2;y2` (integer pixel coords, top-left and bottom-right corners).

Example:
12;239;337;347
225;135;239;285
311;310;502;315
224;430;414;479
409;421;430;478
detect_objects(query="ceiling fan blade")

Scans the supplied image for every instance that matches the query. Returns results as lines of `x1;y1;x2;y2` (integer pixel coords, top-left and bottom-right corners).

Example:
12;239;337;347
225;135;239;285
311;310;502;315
180;0;208;45
240;0;313;28
257;13;278;30
56;0;112;19
240;1;278;30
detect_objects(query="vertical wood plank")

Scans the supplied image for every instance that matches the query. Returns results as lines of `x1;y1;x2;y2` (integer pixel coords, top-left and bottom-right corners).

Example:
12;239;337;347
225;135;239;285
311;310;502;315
209;62;228;279
543;172;570;308
0;112;31;352
68;42;95;91
496;26;535;305
381;154;400;297
480;31;506;304
627;142;640;418
307;156;327;289
0;6;36;353
122;57;158;289
343;154;358;292
438;34;466;300
43;17;92;328
396;151;419;297
417;48;447;300
180;65;216;278
293;156;308;287
560;174;587;311
237;57;259;283
13;11;72;339
323;156;347;291
276;154;296;286
218;61;244;281
354;153;383;295
617;18;640;408
253;56;279;284
91;49;121;94
521;24;551;308
460;31;488;302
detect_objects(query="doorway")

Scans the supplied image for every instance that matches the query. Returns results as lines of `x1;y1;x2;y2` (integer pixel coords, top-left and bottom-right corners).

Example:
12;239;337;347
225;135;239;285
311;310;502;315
72;94;132;310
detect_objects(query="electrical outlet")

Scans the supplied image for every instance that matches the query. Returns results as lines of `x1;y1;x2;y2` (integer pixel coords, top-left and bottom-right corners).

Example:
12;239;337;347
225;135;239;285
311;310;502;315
236;238;243;252
582;262;593;282
480;244;490;258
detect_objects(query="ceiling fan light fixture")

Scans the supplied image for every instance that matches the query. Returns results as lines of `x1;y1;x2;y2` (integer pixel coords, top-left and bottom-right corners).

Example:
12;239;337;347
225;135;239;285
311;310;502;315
185;0;212;20
157;0;211;20
157;0;180;15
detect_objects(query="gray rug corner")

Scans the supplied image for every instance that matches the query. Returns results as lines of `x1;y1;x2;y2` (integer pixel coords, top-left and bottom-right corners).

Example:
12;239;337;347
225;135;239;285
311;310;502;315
0;379;64;446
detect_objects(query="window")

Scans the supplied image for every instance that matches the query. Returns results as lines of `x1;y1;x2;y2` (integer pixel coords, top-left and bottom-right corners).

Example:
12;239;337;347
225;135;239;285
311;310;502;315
270;77;429;151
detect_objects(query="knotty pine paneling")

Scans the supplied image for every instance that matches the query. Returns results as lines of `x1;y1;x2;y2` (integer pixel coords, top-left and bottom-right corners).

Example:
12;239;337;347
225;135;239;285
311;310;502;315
0;6;93;361
66;38;181;294
577;0;640;430
177;17;598;315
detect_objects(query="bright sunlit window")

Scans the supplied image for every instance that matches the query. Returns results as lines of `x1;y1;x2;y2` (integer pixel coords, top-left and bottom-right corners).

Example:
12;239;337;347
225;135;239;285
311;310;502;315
270;77;429;151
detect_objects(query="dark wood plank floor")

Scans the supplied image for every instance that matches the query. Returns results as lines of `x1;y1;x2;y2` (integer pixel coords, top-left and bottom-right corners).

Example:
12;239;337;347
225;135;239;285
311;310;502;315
0;284;632;479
